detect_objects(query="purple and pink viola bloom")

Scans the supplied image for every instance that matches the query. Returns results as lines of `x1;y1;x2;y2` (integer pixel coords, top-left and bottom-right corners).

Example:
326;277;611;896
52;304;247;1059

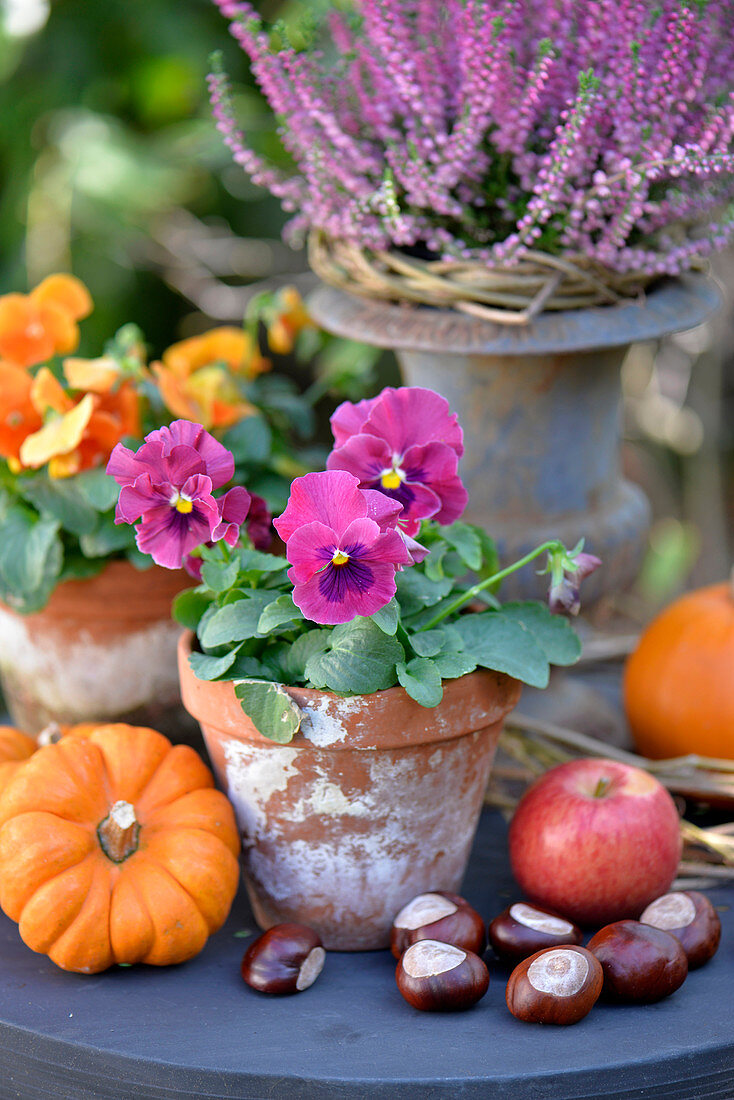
327;387;467;537
107;420;253;570
274;470;413;625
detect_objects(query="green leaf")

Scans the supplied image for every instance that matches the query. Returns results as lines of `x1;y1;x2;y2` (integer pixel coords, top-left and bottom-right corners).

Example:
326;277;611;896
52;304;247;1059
201;558;240;592
432;651;477;679
454;611;550;688
234;680;302;743
257;594;304;634
221;415;272;464
396;657;443;707
74;468;121;512
189;647;241;681
443;523;482;571
370;598;398;635
79;513;136;557
284;628;331;682
305;619;403;694
476;529;500;581
500;602;581;666
0;507;62;612
199;592;273;648
17;474;98;536
173;588;213;631
395;570;453;612
237;548;287;574
409;627;461;658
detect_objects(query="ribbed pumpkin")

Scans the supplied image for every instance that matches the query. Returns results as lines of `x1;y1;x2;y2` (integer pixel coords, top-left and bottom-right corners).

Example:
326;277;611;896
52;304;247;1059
0;724;240;973
624;577;734;761
0;726;37;790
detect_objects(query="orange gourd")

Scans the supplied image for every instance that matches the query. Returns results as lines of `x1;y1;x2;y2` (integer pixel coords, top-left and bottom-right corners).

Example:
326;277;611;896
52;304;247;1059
624;577;734;761
0;726;37;790
0;724;240;973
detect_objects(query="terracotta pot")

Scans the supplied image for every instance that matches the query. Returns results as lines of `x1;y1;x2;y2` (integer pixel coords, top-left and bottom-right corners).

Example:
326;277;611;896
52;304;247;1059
0;561;197;741
308;276;719;603
178;631;521;950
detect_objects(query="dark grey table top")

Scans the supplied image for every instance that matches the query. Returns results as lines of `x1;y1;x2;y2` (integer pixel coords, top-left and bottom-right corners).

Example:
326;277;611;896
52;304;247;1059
0;810;731;1100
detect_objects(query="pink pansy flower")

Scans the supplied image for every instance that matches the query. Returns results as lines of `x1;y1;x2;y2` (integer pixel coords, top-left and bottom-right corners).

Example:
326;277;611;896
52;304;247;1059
548;552;602;617
327;387;467;537
107;419;247;570
274;470;412;625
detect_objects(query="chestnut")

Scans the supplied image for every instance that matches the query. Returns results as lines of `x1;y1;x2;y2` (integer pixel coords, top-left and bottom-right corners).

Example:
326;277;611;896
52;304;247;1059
489;901;582;964
241;923;325;994
505;945;603;1025
390;891;485;959
396;939;489;1011
640;890;721;969
587;920;688;1003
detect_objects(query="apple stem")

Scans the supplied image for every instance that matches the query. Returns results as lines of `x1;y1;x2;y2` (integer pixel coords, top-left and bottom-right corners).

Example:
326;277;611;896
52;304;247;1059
593;777;612;798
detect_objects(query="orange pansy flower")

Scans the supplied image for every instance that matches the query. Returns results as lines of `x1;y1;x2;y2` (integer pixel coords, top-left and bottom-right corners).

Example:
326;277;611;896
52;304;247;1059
152;327;269;431
266;286;314;355
0;274;92;369
0;362;43;462
63;356;123;394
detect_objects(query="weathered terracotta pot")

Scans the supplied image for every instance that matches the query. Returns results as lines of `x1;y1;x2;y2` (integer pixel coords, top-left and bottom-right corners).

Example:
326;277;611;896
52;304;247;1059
0;561;196;740
179;632;521;950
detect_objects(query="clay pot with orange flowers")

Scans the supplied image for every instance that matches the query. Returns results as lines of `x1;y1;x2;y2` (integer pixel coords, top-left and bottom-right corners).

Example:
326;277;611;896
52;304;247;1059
0;275;197;737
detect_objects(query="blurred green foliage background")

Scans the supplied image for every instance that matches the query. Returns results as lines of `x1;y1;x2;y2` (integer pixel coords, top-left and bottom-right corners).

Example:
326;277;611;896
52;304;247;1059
0;0;316;355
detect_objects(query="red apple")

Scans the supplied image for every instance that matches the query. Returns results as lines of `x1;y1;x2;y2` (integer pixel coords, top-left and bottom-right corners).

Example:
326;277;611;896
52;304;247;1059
508;758;681;927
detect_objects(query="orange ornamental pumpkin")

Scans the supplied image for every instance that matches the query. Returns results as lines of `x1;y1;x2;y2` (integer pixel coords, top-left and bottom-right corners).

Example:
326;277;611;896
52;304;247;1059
624;576;734;761
0;724;240;973
0;726;37;790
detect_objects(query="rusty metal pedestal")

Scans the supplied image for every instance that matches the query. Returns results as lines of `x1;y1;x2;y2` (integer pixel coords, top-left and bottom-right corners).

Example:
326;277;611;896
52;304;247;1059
309;276;719;602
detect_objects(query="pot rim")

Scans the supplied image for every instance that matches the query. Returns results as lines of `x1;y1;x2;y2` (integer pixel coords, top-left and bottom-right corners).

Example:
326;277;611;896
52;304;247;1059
307;274;720;357
177;630;521;752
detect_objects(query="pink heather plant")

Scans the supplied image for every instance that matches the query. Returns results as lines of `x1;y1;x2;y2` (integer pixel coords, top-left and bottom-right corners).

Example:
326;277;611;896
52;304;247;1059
327;387;467;536
210;0;734;276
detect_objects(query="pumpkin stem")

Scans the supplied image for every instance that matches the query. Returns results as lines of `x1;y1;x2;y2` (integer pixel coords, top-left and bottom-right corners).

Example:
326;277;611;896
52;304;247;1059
98;800;140;863
36;722;63;747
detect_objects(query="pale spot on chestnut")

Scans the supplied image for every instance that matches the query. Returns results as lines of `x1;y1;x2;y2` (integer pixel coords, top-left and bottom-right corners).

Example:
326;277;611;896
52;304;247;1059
640;892;696;930
296;946;326;991
394;893;458;930
509;903;575;936
402;940;466;979
527;949;589;997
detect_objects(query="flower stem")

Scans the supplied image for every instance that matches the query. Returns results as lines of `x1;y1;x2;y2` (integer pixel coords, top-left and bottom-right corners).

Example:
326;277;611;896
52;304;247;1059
417;540;561;632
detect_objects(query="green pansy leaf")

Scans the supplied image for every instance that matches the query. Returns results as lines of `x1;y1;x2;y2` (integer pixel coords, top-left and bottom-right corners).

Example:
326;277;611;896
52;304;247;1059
396;657;443;707
257;593;304;634
409;625;463;658
238;548;288;574
442;523;482;571
395;570;454;613
305;618;403;694
173;588;213;631
79;513;136;557
74;468;121;512
455;611;550;688
284;628;331;682
432;651;478;679
189;647;241;681
201;558;240;592
0;506;62;612
200;592;273;648
234;680;302;743
17;474;98;536
476;528;500;580
500;601;582;666
369;598;399;635
221;415;272;464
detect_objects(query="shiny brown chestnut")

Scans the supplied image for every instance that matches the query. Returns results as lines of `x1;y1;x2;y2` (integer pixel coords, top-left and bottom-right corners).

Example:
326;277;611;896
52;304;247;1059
390;891;486;959
640;890;721;969
241;923;325;994
396;939;489;1011
587;919;688;1003
489;901;583;964
505;945;603;1025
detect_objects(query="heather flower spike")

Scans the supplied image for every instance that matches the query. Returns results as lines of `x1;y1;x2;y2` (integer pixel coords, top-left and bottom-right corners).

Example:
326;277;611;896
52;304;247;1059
327;387;467;537
107;419;248;570
274;471;412;625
